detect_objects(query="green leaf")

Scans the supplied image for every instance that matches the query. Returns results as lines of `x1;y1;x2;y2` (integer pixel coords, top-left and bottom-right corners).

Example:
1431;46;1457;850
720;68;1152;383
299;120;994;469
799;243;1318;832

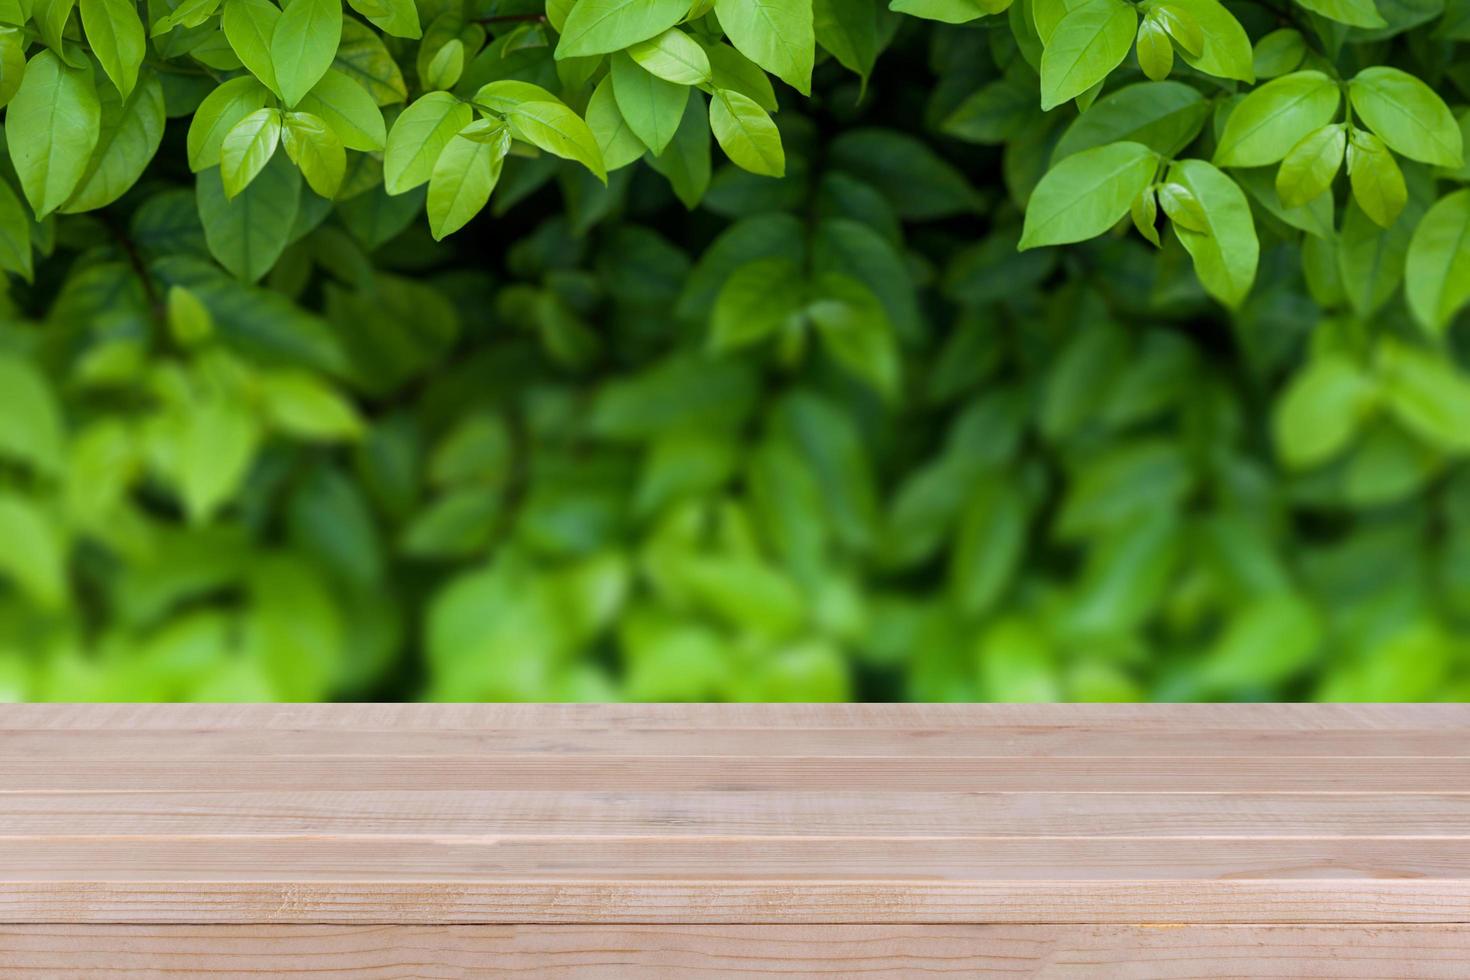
1199;594;1321;695
1156;0;1252;83
678;212;803;319
1157;180;1207;231
556;0;693;58
260;370;365;440
1405;188;1470;335
1168;157;1257;307
61;71;165;213
150;0;221;38
154;254;349;373
1152;3;1201;54
812;217;921;337
1020;140;1157;248
709;87;784;176
383;91;472;194
245;554;345;700
1377;339;1470;453
0;492;67;610
5;51;101;218
1053;81;1208;160
349;0;418;38
1039;0;1137;112
610;50;689;155
0;352;63;473
426;121;510;240
0;177;32;280
333;17;408;105
506;100;608;181
1349;66;1463;168
282;110;345;198
1234;162;1333;238
703;40;778;111
1275;122;1344;209
220;107;282;198
828;128;981;218
976;618;1059;700
942;75;1035;145
271;0;342;107
1251;27;1304;79
950;475;1027;617
628;27;711;84
586;74;647;170
197;152;302;281
1346;128;1406;228
470;80;562;114
1130;185;1160;245
222;0;281;95
1032;0;1087;43
808;272;901;399
714;0;815;95
167;284;214;345
593;351;759;438
1295;0;1385;27
648;93;711;208
1273;354;1376;468
710;255;805;349
1136;17;1173;81
172;392;262;524
815;0;881;85
1336;194;1416;316
1213;71;1340;168
889;0;998;21
1056;439;1192;538
0;29;25;109
187;75;272;172
424;37;464;91
80;0;145;98
296;68;386;151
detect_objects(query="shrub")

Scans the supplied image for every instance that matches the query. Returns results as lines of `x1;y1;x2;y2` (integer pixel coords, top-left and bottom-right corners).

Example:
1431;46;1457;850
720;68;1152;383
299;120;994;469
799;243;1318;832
1;0;1469;700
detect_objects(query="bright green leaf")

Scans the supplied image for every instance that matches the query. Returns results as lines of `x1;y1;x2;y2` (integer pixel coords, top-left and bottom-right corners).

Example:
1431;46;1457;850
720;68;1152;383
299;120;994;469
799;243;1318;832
1405;188;1470;335
6;51;101;218
709;86;784;176
1020;140;1157;248
271;0;342;107
1214;71;1340;167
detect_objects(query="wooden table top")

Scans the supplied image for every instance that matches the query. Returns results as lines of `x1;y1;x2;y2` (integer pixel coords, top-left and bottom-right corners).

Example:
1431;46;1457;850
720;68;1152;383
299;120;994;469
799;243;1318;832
2;703;1467;929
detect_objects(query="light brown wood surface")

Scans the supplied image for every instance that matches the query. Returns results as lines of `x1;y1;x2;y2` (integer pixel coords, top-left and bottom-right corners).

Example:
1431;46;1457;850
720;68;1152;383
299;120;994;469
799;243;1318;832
3;924;1470;978
2;704;1468;975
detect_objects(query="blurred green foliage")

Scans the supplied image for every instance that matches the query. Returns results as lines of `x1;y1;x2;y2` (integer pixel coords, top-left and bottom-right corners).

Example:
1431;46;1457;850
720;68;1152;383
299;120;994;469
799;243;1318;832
5;0;1470;702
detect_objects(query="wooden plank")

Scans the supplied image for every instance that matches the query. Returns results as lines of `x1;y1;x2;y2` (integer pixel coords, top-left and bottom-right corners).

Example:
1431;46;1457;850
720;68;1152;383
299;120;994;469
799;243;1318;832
7;755;1470;792
3;837;1470;923
6;726;1470;758
4;790;1468;837
3;705;1468;928
4;702;1467;731
3;924;1469;978
7;835;1470;881
6;878;1470;925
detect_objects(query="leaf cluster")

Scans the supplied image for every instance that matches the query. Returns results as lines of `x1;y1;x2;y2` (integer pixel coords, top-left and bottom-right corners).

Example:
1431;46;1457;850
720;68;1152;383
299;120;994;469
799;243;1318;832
2;0;1470;700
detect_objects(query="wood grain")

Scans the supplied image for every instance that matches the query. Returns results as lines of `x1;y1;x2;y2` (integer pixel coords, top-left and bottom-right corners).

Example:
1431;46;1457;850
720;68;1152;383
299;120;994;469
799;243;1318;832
1;704;1468;934
5;790;1467;837
4;924;1470;978
5;703;1466;729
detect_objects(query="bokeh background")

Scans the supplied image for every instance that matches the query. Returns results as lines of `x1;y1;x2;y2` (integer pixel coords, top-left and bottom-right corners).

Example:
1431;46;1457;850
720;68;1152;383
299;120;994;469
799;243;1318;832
3;7;1469;702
